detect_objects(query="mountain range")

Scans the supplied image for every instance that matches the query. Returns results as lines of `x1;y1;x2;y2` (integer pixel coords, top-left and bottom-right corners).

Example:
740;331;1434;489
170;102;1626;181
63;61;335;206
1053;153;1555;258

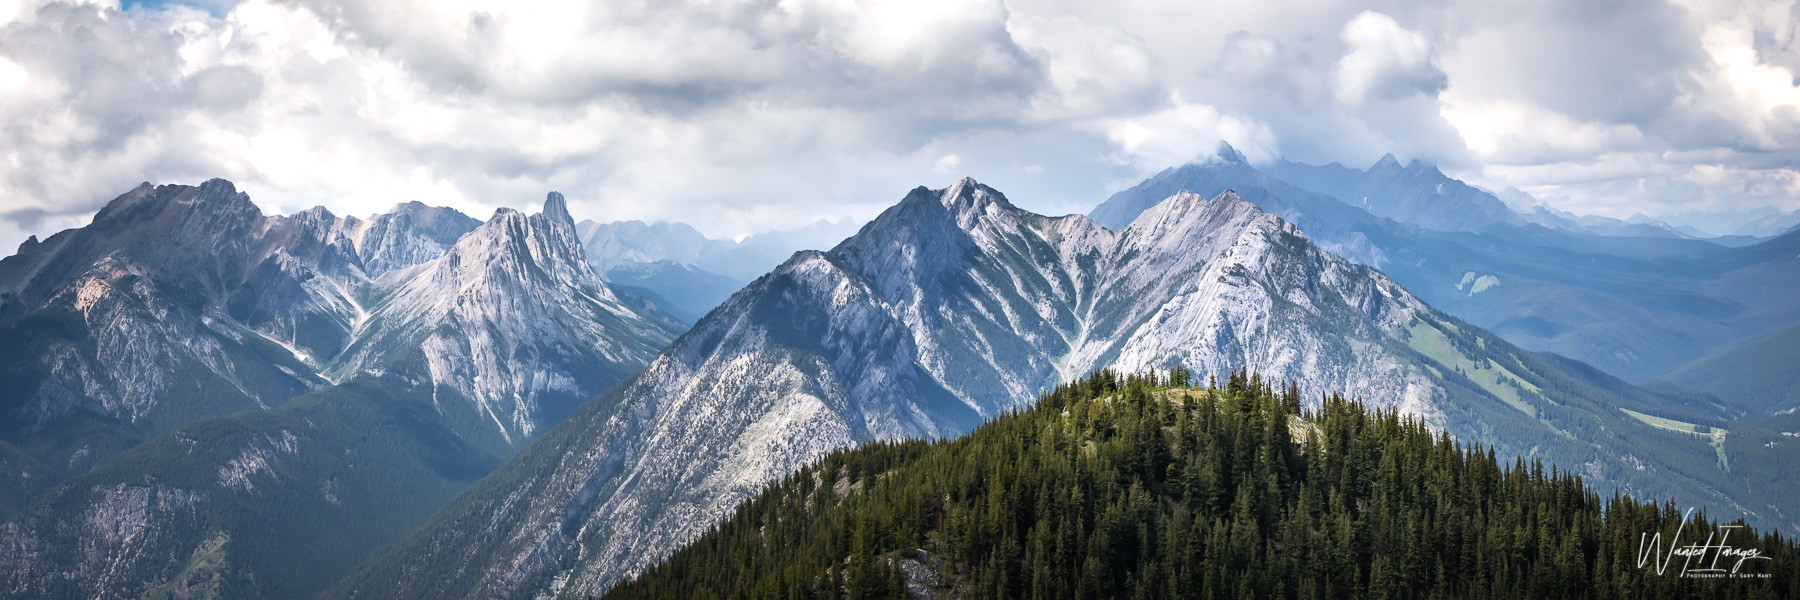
0;180;471;505
0;183;681;598
1090;146;1800;387
335;178;1790;599
0;157;1793;599
1733;209;1800;238
572;218;862;324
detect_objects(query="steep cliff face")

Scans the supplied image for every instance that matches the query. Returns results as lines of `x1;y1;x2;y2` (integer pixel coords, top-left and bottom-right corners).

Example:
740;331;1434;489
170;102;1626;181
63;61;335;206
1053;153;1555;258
0;255;327;484
0;183;314;465
0;182;672;512
330;193;682;448
0;182;479;449
1075;190;1440;418
0;180;266;327
341;179;1509;599
0;186;684;598
343;201;487;278
222;200;481;367
1088;146;1800;386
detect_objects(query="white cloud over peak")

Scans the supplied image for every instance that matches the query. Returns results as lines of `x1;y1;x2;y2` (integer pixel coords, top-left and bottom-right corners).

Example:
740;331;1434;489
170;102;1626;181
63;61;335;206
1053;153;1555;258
1334;11;1443;107
1103;93;1278;172
0;0;1798;253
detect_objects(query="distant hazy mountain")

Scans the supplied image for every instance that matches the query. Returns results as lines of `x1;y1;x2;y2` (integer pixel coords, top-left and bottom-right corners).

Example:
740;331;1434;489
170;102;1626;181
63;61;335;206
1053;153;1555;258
602;260;743;325
1734;209;1800;238
1481;182;1778;248
1088;147;1800;383
1263;153;1524;232
1658;322;1800;414
573;218;860;323
1514;202;1693;239
576;217;860;282
1087;146;1399;273
336;179;1773;600
1264;156;1710;242
575;220;723;274
0;183;683;599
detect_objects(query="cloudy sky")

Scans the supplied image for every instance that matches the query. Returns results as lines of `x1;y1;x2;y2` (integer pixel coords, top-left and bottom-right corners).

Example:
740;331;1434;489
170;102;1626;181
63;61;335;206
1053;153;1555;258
0;0;1797;251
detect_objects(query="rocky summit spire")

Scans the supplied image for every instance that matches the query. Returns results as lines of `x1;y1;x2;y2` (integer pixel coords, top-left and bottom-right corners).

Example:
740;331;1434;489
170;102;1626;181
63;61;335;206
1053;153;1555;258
939;176;1009;213
543;191;573;227
1214;141;1248;164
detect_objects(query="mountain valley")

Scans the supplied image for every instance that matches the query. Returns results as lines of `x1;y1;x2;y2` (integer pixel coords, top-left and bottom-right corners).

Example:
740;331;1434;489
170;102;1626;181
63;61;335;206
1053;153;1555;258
1091;147;1800;386
0;182;683;598
0;168;1793;600
336;178;1791;599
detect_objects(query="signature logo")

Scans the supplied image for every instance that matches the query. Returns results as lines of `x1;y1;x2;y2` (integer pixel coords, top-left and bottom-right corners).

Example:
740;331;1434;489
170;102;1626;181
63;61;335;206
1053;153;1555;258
1637;508;1773;579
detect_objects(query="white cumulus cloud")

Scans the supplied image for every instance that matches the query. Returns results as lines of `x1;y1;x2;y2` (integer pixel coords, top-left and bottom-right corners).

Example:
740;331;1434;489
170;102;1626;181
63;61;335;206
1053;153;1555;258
0;0;1797;251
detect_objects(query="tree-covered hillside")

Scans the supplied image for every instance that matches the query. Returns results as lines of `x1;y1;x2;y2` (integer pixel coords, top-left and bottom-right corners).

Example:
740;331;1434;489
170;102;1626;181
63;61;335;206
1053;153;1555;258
605;370;1799;600
0;378;503;599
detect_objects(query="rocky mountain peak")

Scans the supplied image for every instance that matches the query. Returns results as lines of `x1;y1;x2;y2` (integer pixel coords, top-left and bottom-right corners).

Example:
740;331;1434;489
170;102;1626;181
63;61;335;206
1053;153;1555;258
1;180;275;320
291;205;337;221
1207;190;1276;224
1121;188;1267;238
834;178;1032;287
178;179;263;225
87;182;158;223
450;201;596;293
342;180;1468;597
86;179;260;234
934;177;1014;216
1124;189;1205;227
1212;142;1249;164
266;206;346;246
543;192;573;227
342;202;479;279
1406;158;1444;177
328;192;677;447
391;200;430;213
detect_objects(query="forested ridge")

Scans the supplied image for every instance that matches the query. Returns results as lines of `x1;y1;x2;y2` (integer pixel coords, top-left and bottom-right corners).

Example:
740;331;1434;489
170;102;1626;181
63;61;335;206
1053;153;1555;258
603;369;1799;600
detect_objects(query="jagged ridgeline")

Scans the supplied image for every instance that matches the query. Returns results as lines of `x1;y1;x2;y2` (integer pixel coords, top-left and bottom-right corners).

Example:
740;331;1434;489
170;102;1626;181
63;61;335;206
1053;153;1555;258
605;370;1798;600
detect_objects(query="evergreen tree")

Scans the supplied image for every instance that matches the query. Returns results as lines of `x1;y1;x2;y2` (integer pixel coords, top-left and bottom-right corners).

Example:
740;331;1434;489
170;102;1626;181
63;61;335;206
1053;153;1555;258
605;371;1800;600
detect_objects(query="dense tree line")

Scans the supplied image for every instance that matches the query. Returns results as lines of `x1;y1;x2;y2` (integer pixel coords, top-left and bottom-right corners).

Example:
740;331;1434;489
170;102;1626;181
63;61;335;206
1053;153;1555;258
603;369;1800;600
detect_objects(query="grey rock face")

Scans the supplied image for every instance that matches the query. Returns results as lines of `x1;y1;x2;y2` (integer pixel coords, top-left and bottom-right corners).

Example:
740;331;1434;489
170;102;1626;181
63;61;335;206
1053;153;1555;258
0;180;264;326
13;256;318;430
330;194;681;447
1264;153;1525;234
0;482;210;598
0;183;686;599
0;182;675;509
346;179;1465;599
1088;147;1800;384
